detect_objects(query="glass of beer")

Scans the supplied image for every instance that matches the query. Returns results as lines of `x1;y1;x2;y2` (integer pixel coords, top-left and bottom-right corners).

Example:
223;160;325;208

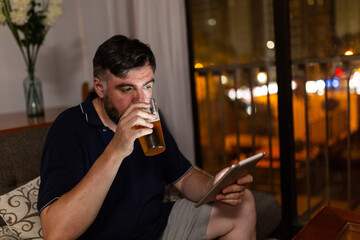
136;98;166;156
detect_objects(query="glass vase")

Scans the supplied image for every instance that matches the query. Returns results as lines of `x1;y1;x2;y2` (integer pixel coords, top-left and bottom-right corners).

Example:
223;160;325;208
23;75;44;117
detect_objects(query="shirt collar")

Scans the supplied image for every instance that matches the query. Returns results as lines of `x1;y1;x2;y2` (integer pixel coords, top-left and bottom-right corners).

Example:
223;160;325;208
79;92;104;127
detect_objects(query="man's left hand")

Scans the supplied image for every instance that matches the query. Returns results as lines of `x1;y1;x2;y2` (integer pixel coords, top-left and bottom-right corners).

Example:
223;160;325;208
213;168;253;206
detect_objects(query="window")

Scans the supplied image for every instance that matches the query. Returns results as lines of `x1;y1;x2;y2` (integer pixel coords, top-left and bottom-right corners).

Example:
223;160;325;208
187;0;360;231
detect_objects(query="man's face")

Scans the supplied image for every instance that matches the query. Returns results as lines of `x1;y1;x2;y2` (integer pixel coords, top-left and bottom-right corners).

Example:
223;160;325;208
103;64;154;124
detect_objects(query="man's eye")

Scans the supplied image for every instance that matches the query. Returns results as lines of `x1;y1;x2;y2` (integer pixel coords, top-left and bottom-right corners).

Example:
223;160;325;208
120;88;132;93
144;85;152;90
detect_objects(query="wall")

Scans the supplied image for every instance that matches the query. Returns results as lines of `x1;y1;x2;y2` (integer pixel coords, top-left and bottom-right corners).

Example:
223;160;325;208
0;0;114;114
0;0;195;163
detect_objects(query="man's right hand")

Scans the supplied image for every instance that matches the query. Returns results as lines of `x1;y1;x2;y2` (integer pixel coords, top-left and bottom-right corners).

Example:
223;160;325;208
110;102;156;159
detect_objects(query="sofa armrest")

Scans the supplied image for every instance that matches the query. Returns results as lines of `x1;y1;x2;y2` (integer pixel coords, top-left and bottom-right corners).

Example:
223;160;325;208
253;190;281;239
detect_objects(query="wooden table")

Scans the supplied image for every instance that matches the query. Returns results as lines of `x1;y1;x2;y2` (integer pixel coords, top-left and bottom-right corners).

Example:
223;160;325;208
0;107;67;135
293;207;360;240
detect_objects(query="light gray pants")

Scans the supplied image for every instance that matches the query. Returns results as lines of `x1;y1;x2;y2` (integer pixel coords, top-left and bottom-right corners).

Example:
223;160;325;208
159;198;212;240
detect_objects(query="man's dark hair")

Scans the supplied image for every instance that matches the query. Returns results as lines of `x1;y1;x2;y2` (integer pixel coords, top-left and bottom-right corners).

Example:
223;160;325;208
93;35;156;80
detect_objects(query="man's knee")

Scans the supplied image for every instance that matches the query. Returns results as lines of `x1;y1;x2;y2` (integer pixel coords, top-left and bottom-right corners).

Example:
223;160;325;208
243;189;256;216
212;189;256;221
207;189;256;239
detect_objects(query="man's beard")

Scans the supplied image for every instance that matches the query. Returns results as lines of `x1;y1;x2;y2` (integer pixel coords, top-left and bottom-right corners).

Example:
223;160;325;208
104;95;121;125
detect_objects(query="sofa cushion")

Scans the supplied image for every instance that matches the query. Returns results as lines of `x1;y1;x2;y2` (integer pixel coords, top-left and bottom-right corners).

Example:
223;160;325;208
0;177;42;239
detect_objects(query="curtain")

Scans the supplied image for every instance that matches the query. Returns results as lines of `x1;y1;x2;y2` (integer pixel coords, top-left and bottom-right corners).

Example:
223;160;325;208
75;0;195;163
130;0;196;163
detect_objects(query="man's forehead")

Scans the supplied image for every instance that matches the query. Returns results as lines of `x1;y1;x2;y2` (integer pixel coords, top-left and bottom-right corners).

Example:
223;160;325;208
124;65;154;78
116;78;155;87
108;68;154;83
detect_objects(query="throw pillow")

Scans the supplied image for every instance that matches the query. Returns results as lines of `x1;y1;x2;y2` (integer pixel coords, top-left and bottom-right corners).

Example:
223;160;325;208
0;177;42;239
0;225;20;239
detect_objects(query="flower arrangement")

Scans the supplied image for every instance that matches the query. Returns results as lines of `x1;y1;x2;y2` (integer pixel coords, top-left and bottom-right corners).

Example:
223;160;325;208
0;0;63;116
0;0;62;78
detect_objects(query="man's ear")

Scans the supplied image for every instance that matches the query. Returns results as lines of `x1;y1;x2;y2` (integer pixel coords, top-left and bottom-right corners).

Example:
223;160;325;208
93;77;105;98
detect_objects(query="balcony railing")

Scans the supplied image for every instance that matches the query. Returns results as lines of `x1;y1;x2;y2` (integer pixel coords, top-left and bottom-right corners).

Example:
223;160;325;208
193;56;360;220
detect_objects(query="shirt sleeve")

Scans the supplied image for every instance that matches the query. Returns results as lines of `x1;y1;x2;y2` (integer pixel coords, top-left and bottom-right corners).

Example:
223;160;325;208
160;126;193;185
37;111;88;213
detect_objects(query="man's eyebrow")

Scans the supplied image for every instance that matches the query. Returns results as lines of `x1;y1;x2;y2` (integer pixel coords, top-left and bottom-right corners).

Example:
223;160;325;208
145;79;155;86
115;79;155;88
116;83;135;88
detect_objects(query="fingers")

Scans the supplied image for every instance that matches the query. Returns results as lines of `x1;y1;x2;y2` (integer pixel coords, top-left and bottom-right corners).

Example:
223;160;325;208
216;191;245;200
121;111;154;130
130;127;153;141
214;173;253;206
119;102;156;131
122;102;154;120
221;183;246;195
214;173;253;195
216;191;246;206
236;174;253;185
111;102;156;158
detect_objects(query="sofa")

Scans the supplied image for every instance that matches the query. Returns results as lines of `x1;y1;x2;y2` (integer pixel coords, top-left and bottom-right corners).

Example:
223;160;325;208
0;125;281;239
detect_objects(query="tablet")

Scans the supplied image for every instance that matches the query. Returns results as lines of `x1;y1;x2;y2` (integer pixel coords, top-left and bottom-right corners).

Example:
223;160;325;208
195;151;266;208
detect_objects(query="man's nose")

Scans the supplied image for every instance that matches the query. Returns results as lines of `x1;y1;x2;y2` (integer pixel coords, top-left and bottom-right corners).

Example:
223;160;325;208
133;89;146;102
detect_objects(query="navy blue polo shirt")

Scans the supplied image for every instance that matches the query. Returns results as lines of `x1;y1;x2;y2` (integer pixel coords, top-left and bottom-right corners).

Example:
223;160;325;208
37;92;192;239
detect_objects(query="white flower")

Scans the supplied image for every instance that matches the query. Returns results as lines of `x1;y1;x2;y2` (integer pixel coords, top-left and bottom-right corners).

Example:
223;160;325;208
10;9;29;25
11;0;31;11
43;4;62;26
